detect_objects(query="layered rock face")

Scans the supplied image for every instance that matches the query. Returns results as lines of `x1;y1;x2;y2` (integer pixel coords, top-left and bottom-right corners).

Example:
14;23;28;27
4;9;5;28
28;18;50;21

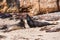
0;0;59;16
0;0;7;13
0;0;19;13
40;0;58;13
59;0;60;10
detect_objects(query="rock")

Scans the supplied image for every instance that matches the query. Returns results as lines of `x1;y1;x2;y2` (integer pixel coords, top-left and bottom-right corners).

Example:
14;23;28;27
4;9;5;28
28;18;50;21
40;0;58;13
0;0;59;16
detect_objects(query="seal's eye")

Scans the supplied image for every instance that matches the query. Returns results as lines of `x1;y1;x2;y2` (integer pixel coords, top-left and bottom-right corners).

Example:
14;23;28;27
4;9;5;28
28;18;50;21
0;0;3;2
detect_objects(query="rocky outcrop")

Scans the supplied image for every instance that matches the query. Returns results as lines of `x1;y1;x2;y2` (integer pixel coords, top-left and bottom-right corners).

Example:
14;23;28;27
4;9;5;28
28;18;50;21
40;0;58;13
0;0;60;16
0;0;19;13
0;0;8;13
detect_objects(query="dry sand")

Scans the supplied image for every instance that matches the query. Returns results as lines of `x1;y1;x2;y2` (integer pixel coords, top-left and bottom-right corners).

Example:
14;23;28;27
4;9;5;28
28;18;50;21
0;12;60;40
0;27;60;40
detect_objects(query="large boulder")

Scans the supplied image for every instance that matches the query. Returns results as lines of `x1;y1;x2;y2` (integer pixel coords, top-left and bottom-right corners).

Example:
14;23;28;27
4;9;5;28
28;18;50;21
20;0;31;8
20;0;58;16
20;0;39;16
6;0;19;13
0;0;8;13
0;0;20;13
40;0;58;13
59;0;60;10
0;0;59;16
28;0;39;16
